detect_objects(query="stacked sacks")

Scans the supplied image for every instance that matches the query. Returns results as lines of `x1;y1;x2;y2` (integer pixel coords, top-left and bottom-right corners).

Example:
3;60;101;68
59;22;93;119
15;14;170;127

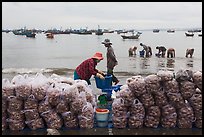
78;102;94;128
177;103;195;128
6;95;25;131
128;99;145;128
188;91;202;128
192;71;202;90
112;69;202;129
2;73;96;131
160;104;177;128
116;86;135;108
144;105;161;128
2;78;15;131
112;98;128;128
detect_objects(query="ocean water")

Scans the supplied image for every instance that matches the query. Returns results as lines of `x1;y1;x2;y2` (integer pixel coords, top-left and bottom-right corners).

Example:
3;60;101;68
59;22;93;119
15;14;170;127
2;30;202;77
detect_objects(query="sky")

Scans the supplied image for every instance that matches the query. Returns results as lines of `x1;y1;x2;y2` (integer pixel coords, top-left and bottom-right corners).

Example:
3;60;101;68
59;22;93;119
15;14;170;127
2;2;202;30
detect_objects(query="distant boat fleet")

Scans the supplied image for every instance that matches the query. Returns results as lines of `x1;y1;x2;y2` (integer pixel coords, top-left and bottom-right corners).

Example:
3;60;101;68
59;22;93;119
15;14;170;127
2;27;202;39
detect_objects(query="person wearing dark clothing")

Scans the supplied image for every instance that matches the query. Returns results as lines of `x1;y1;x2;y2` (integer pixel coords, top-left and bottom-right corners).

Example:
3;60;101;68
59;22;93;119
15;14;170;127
156;46;167;57
185;48;194;58
140;43;152;57
102;39;119;85
167;48;175;58
128;46;137;57
74;52;105;85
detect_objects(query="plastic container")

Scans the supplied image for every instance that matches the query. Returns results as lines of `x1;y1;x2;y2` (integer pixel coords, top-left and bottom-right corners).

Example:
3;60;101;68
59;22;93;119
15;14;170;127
95;109;109;121
139;50;145;57
95;109;109;127
95;75;112;89
96;121;108;128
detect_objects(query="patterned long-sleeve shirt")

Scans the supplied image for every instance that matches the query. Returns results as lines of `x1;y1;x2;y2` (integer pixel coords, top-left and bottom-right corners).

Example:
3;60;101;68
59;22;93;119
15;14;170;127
107;46;118;69
75;58;98;80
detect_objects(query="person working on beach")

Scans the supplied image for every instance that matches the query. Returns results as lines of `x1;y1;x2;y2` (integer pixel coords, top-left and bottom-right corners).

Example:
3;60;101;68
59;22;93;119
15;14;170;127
140;43;152;57
185;48;194;58
102;39;120;85
167;48;175;58
156;46;167;57
74;52;105;85
128;46;137;57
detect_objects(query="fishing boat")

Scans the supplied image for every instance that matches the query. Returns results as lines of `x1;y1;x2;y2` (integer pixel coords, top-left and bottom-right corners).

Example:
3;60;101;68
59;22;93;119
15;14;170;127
185;32;194;37
26;32;36;38
95;25;103;35
121;32;140;39
46;33;54;38
167;29;175;33
153;29;160;33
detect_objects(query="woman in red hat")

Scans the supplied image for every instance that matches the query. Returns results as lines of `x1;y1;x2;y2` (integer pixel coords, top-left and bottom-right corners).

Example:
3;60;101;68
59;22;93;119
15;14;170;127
74;52;105;85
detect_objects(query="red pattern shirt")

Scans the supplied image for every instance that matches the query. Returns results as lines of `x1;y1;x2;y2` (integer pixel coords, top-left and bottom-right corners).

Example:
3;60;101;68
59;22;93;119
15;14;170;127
75;58;98;80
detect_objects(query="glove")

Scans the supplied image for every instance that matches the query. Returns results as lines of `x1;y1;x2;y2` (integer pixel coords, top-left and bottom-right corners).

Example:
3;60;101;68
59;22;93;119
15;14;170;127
98;70;105;76
96;73;105;80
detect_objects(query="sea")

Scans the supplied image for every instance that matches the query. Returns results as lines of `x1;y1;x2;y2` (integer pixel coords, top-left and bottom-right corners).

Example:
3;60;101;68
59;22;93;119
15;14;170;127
2;30;202;135
2;30;202;78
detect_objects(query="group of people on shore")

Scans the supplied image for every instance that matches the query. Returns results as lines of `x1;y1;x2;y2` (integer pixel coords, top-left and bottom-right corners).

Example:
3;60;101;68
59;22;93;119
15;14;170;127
128;43;194;58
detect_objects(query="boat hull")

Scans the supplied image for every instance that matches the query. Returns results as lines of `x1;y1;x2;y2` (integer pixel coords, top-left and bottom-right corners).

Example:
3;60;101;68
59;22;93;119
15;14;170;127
121;35;139;39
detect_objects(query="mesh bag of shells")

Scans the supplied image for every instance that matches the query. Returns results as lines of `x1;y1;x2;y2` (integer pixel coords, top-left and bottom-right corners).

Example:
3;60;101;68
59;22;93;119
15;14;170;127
144;105;161;128
127;76;147;97
25;118;45;130
177;103;195;128
70;91;87;114
153;88;168;107
10;74;33;100
112;98;128;128
163;79;180;94
78;102;94;128
6;119;25;131
128;99;145;128
192;71;202;90
156;70;174;82
112;98;128;117
116;86;135;107
138;92;155;108
2;78;15;100
144;74;161;95
160;104;177;128
40;109;63;129
61;111;79;129
24;94;38;110
175;69;192;82
179;81;196;100
188;93;202;128
7;95;24;112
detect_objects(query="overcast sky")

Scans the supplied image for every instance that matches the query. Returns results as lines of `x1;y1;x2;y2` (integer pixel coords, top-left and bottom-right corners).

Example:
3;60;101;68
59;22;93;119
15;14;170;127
2;2;202;30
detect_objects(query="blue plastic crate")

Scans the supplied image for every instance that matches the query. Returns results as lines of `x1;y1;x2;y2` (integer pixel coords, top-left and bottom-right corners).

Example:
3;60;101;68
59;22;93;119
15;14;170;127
95;74;112;89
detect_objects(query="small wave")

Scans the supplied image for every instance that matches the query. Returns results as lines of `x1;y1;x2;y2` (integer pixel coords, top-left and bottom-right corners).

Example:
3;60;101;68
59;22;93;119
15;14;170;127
2;68;54;74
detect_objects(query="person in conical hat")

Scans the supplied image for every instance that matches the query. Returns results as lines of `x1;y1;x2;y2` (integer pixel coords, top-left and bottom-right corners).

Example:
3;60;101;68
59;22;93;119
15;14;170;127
102;39;120;85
